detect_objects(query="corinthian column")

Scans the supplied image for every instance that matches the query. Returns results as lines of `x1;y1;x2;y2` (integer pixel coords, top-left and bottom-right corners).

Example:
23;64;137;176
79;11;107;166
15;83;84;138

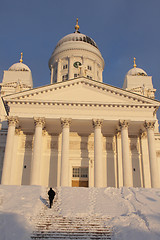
50;65;54;84
60;118;71;186
119;120;133;187
144;121;159;188
30;118;45;185
1;116;19;185
92;119;103;187
68;56;73;79
57;59;62;82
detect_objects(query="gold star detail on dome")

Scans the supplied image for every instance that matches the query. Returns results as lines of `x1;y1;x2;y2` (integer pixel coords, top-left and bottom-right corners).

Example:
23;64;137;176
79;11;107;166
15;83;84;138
19;52;23;63
133;57;137;68
75;18;80;32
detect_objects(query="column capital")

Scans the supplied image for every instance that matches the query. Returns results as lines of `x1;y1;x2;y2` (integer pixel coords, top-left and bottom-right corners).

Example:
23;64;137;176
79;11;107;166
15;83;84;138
42;128;48;136
144;121;155;130
15;128;23;136
61;118;72;128
119;120;129;130
139;129;147;138
34;117;45;128
92;119;103;129
7;116;19;127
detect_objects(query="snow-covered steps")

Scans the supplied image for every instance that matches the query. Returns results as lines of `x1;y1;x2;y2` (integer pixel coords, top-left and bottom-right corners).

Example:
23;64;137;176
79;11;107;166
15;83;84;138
31;211;113;240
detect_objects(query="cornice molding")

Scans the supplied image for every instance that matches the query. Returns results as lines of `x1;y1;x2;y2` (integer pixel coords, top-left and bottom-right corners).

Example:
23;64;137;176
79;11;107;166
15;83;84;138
7;100;158;110
3;78;159;105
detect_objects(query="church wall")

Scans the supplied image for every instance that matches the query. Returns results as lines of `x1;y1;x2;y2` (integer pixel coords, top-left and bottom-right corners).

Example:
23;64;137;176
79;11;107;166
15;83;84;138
47;134;61;188
155;135;160;186
116;133;123;187
0;132;6;183
88;134;94;187
0;147;5;183
140;134;151;188
156;152;160;186
104;136;116;187
20;134;33;185
68;133;91;187
129;136;142;187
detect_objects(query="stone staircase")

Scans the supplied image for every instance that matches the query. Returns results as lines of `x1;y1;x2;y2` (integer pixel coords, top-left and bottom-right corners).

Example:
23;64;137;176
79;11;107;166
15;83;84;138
31;193;113;240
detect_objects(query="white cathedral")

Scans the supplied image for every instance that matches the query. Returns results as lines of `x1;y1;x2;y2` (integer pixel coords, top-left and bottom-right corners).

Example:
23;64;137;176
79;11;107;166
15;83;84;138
0;19;160;188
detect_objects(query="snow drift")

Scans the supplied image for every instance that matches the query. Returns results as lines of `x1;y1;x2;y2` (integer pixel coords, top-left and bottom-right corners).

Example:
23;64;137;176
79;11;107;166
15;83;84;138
0;185;160;240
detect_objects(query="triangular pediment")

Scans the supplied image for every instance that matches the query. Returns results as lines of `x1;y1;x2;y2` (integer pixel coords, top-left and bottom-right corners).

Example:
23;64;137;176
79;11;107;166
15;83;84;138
3;78;160;107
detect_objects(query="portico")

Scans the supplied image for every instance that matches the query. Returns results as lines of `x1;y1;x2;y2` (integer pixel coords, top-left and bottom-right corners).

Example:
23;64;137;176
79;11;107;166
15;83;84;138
1;103;160;188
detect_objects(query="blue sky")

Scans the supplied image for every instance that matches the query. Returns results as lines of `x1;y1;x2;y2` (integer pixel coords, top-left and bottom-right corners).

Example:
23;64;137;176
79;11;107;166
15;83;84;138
0;0;160;116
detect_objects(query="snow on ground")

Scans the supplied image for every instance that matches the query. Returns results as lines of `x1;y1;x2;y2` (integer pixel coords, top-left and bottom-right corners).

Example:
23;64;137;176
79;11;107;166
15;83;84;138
0;185;160;240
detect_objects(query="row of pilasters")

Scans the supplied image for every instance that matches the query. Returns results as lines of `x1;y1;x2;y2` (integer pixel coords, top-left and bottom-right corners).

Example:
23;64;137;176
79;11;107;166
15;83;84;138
1;117;159;188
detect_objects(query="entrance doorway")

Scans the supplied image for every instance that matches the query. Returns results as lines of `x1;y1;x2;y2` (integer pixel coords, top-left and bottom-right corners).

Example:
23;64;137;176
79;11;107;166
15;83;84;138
72;167;88;187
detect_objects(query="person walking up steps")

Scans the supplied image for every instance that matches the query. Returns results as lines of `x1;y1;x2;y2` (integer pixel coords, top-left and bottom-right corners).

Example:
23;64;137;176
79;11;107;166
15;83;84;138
48;188;56;208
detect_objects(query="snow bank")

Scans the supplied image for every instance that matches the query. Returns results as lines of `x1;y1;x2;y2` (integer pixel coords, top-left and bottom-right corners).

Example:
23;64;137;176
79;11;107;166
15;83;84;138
0;185;160;240
58;187;160;239
0;185;47;240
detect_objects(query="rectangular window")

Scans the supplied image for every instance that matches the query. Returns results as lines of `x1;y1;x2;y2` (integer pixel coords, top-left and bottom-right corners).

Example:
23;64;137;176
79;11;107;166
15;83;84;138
81;168;88;178
63;64;68;69
74;73;79;78
65;74;68;80
87;75;92;80
62;74;68;81
73;168;80;177
72;167;88;179
87;65;92;71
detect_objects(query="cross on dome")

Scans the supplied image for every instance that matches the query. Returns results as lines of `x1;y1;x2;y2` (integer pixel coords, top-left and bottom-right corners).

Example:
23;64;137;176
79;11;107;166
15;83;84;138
19;52;23;63
75;18;80;32
133;57;137;68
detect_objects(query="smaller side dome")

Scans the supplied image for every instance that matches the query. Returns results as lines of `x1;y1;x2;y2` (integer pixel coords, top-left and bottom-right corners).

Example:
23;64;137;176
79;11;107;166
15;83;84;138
1;52;33;96
126;67;147;76
123;57;155;99
8;52;31;72
126;58;147;76
8;62;31;72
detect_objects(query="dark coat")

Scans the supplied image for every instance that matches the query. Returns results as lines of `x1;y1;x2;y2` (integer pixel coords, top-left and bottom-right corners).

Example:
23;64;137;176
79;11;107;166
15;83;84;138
48;188;55;200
